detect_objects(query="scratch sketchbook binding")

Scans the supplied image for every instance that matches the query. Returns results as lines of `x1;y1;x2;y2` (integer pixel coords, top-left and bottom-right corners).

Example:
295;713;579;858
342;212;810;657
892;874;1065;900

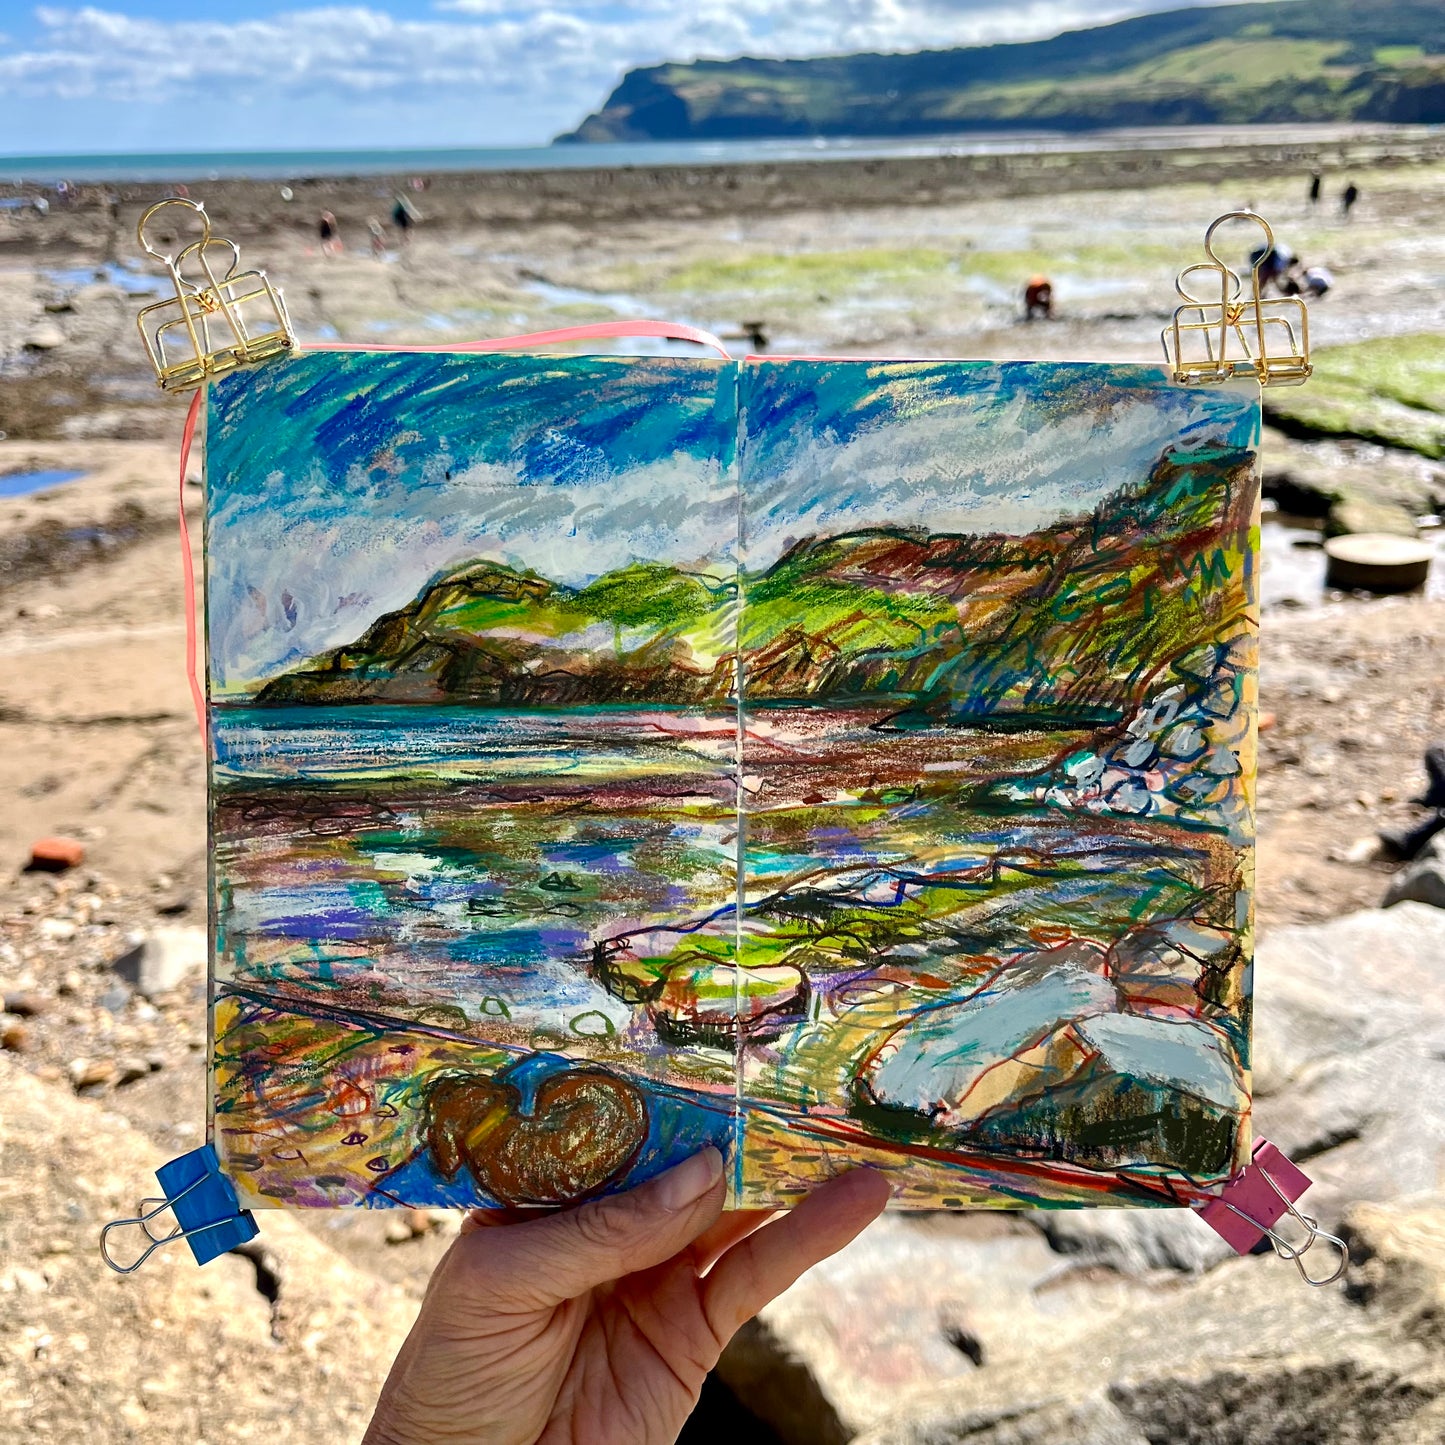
203;351;1260;1211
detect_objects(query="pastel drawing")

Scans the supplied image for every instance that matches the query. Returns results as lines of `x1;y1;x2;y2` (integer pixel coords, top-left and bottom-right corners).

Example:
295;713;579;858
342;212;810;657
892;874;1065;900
205;350;1259;1210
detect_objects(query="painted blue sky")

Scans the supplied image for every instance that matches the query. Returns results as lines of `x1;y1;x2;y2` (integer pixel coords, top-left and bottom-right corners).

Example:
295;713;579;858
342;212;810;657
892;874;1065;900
740;359;1259;564
1;2;1264;153
206;351;737;690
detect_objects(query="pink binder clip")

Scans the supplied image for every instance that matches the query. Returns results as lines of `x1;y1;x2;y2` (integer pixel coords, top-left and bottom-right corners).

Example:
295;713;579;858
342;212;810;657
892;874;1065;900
1196;1138;1348;1287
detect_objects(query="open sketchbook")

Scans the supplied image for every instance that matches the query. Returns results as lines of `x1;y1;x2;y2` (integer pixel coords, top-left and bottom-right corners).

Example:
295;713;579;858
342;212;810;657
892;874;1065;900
204;351;1259;1212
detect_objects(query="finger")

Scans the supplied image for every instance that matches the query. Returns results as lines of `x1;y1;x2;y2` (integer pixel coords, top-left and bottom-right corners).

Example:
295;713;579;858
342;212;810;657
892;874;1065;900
702;1169;891;1339
689;1210;778;1275
460;1205;552;1235
481;1147;728;1307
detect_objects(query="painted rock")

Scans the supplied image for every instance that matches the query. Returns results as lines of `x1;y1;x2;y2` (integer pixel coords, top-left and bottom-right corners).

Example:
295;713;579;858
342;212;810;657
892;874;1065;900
650;961;809;1049
425;1062;648;1206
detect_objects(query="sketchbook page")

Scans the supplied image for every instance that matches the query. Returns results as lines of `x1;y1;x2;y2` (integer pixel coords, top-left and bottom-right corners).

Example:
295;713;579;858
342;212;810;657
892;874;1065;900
204;350;744;1210
734;359;1259;1209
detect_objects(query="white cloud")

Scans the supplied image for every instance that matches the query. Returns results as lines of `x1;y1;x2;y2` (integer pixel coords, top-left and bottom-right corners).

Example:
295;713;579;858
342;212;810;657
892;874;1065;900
1;2;1255;148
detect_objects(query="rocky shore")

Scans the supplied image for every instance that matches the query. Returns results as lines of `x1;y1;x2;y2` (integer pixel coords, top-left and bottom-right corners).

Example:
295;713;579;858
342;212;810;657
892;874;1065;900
3;137;1445;1442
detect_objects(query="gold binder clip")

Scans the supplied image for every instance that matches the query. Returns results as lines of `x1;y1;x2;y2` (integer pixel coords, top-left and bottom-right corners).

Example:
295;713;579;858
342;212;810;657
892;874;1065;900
136;197;296;393
1164;212;1311;388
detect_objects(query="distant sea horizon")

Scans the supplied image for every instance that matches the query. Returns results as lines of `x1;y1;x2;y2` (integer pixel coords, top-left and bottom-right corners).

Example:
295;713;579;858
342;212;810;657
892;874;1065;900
0;123;1426;184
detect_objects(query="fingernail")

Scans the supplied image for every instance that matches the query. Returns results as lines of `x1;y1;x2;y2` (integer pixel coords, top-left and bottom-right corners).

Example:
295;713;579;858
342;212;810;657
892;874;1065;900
655;1148;724;1211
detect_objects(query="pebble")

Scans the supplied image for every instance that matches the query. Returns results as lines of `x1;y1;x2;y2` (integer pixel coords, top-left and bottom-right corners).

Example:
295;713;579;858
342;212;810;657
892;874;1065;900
98;985;131;1013
2;1266;49;1294
383;1217;415;1245
26;837;85;872
57;972;83;997
2;1021;29;1052
67;1057;116;1090
1335;836;1385;865
23;323;66;351
115;1056;151;1086
111;926;206;1000
38;918;77;943
3;991;46;1016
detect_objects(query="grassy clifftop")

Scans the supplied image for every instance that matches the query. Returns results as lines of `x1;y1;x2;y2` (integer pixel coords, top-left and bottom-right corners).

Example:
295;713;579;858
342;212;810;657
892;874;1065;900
557;0;1444;143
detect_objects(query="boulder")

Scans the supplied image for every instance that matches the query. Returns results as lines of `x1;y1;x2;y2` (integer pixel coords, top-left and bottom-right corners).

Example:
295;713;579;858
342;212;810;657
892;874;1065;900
860;941;1245;1177
1250;903;1445;1232
716;1211;1165;1445
1325;495;1420;539
850;1211;1445;1445
1029;1205;1233;1276
1110;918;1234;1014
860;945;1115;1127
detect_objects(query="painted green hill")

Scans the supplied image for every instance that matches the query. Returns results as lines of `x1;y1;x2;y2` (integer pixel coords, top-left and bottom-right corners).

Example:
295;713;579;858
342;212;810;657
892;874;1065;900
252;443;1255;728
557;0;1444;143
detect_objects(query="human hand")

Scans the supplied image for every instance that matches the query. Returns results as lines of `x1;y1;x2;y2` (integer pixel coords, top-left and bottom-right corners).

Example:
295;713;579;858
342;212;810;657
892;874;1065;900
363;1148;890;1445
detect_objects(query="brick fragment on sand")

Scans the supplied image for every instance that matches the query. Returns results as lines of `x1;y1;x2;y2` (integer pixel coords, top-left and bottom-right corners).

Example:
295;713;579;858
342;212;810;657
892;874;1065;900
27;836;85;872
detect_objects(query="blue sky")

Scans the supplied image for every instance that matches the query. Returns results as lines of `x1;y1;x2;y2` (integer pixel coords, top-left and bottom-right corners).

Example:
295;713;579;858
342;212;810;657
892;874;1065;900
0;1;1256;154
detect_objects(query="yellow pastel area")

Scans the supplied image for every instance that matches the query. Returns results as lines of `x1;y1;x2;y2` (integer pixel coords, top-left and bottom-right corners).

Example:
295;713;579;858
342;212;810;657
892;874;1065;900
211;996;514;1209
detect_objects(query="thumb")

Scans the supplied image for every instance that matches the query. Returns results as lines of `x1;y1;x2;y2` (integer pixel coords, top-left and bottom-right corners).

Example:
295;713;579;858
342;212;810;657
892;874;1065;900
482;1148;727;1307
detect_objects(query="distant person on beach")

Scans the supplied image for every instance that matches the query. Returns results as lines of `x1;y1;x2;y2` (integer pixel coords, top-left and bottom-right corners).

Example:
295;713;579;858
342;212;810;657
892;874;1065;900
1342;181;1360;217
318;211;342;256
392;195;417;245
1302;264;1333;299
1308;171;1321;205
1023;275;1053;320
368;217;388;261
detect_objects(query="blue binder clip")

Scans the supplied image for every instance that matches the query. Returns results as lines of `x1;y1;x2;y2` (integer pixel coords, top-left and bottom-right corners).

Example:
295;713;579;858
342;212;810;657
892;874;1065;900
100;1143;259;1273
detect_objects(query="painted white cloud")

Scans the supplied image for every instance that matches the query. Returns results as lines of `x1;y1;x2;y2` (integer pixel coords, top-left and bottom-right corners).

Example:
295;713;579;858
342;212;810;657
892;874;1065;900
2;2;1260;148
